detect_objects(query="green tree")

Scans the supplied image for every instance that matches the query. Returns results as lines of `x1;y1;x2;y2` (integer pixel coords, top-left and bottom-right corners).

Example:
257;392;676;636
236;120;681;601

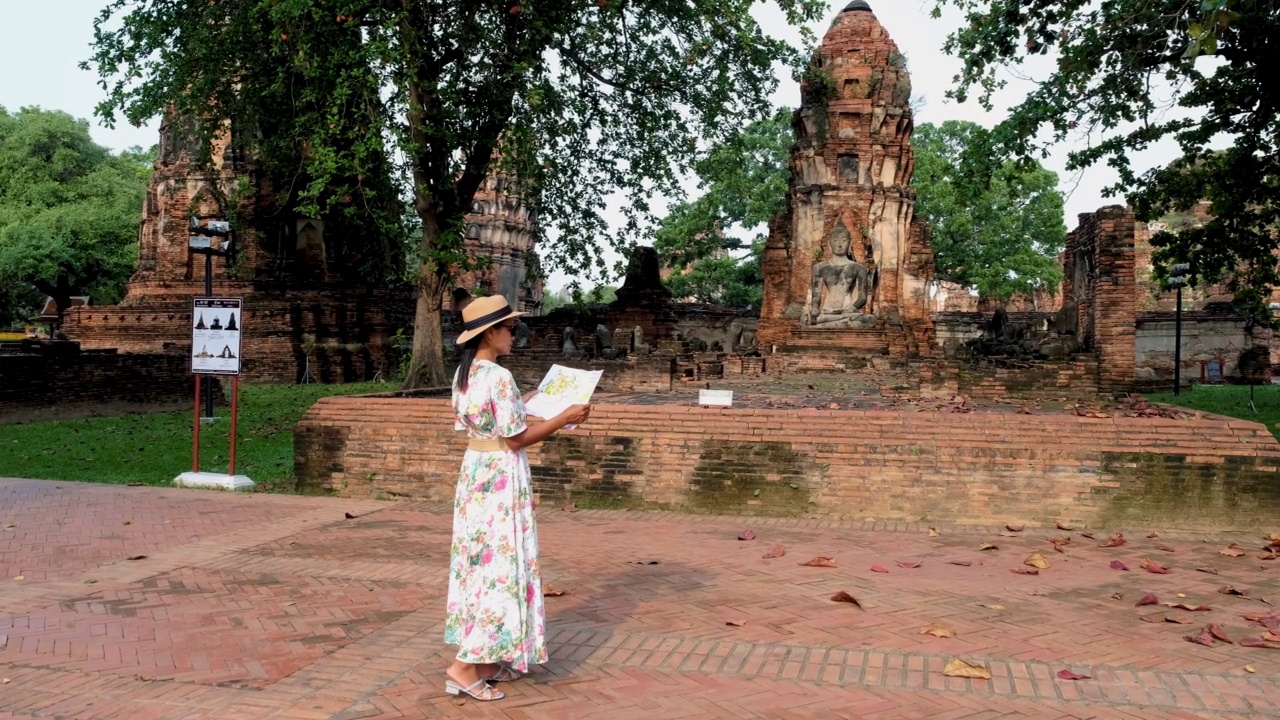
0;107;151;326
665;241;764;307
933;0;1280;321
654;106;790;307
87;0;825;386
912;120;1065;301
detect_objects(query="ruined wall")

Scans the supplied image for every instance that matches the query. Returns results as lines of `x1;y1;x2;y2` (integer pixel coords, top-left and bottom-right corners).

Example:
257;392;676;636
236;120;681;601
63;288;413;384
296;396;1280;528
757;2;934;357
1135;312;1249;382
0;346;198;424
456;168;543;314
1063;206;1138;392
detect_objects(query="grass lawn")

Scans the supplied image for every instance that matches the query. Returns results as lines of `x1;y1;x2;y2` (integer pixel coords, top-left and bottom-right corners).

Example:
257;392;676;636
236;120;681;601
0;381;391;492
1147;384;1280;441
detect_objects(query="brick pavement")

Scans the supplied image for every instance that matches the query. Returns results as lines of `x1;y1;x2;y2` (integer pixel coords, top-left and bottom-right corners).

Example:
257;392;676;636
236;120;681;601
1;478;1279;719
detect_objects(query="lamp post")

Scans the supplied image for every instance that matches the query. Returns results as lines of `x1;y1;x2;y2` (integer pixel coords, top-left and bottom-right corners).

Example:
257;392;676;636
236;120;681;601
189;218;234;420
1169;263;1191;396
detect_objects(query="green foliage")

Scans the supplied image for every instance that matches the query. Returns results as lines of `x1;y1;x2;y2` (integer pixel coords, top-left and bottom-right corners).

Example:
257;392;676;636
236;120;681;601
86;0;826;385
654;107;789;307
665;241;764;307
912;121;1065;301
933;0;1280;323
0;381;388;491
1148;384;1280;442
0;107;150;325
573;285;617;306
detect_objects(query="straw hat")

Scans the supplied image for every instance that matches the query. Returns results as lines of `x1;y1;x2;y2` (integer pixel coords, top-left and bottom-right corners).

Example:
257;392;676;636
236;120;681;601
455;295;525;345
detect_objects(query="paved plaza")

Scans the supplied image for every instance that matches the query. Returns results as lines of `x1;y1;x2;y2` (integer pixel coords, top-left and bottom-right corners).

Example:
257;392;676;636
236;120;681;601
1;478;1279;719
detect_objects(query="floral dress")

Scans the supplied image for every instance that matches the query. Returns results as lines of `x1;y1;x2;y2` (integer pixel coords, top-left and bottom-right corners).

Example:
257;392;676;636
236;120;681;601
444;360;547;671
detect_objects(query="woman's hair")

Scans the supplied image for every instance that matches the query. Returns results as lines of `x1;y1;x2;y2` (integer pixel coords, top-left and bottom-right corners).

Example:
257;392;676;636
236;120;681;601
455;335;484;392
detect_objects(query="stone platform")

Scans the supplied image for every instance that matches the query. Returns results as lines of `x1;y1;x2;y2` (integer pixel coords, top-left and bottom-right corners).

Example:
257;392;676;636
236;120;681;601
2;479;1279;719
296;389;1280;529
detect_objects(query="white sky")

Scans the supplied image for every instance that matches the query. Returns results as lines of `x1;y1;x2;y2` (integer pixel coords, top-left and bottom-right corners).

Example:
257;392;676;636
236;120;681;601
0;0;1183;292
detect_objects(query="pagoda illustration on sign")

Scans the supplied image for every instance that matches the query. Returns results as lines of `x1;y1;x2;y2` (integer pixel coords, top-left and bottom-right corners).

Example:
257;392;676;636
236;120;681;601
194;345;213;359
211;316;223;330
195;313;207;330
226;313;238;331
218;345;237;359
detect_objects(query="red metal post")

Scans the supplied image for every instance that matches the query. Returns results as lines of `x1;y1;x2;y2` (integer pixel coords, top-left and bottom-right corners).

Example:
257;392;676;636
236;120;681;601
229;376;239;476
193;375;201;473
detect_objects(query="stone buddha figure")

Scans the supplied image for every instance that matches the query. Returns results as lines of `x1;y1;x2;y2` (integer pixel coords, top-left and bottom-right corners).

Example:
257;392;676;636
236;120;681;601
806;220;874;327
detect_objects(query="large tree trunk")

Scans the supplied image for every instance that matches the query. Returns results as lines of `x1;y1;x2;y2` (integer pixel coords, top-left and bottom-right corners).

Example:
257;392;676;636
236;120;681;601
405;266;447;389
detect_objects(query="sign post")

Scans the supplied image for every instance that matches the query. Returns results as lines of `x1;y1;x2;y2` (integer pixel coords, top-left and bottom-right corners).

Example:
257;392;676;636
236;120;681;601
175;297;254;491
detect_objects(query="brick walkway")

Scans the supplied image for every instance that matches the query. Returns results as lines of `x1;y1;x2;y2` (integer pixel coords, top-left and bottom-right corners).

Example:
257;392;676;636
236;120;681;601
2;479;1279;719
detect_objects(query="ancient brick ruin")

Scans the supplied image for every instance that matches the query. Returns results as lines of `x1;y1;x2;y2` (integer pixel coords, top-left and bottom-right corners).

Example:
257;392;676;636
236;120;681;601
454;163;544;314
758;1;935;362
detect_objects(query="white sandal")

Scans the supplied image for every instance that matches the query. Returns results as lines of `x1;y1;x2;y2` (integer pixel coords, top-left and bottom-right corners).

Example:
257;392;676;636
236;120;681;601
445;677;505;701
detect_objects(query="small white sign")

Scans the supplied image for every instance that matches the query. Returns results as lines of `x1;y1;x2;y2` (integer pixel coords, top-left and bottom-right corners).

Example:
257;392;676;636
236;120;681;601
192;297;243;375
699;389;733;407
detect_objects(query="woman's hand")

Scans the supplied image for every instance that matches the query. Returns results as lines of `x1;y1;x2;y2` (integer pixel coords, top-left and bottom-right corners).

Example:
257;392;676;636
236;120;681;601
522;389;539;403
561;404;591;427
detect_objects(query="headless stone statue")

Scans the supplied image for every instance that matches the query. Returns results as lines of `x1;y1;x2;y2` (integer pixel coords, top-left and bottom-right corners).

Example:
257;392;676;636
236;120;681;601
561;327;581;357
632;326;650;355
513;319;531;349
596;324;625;359
807;221;874;327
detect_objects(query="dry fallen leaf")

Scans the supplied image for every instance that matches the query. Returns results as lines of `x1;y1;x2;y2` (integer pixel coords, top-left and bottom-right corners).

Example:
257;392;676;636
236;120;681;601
942;658;992;680
1110;560;1130;571
1110;592;1125;600
1219;586;1250;598
1080;532;1097;539
830;591;863;608
737;529;756;541
948;560;973;567
725;619;747;627
1196;567;1220;575
1011;567;1039;575
871;565;889;573
1101;532;1127;548
979;543;999;551
344;512;358;520
1164;602;1212;612
897;560;923;569
1006;523;1025;533
126;554;148;561
543;587;569;597
800;556;837;568
921;623;954;639
1157;545;1177;553
1136;593;1160;607
928;527;941;537
1245;664;1257;673
1265;631;1280;642
1259;552;1278;561
1221;544;1247;558
1056;522;1075;531
1056;669;1091;681
1165;614;1197;625
1207;624;1234;643
1025;553;1050;570
1140;613;1165;623
1240;638;1280;649
1185;631;1216;647
762;544;785;559
1140;557;1170;574
978;603;1005;611
12;576;23;581
1146;532;1159;539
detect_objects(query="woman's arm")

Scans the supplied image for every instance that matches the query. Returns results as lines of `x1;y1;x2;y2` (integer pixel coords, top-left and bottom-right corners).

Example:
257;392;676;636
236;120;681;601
504;404;591;451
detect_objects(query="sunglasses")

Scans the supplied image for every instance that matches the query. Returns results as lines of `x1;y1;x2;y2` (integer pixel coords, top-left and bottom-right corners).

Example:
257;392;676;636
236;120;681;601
497;322;519;333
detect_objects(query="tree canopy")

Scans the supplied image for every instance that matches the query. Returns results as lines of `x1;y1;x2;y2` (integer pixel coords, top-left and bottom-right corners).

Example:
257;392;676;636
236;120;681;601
912;120;1065;301
86;0;825;385
0;106;150;327
654;106;790;307
933;0;1280;321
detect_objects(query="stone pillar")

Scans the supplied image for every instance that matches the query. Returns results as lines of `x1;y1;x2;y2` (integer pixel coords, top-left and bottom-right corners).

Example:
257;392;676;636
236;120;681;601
1091;206;1139;393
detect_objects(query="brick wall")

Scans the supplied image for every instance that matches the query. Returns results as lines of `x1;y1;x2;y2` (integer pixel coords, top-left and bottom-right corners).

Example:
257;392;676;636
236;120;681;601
62;286;413;384
0;346;202;423
914;359;1100;402
1065;206;1138;392
295;397;1280;528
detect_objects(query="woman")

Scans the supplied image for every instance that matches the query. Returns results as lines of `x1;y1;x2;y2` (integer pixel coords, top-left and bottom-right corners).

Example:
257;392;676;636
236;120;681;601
444;295;591;702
